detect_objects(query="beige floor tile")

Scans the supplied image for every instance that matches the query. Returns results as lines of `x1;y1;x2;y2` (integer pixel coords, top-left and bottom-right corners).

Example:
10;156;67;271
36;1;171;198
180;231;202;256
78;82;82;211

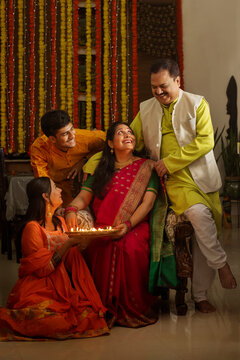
0;227;239;360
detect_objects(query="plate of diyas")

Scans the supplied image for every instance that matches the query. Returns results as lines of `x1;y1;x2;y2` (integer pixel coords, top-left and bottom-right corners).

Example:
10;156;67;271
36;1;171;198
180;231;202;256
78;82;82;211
65;226;120;238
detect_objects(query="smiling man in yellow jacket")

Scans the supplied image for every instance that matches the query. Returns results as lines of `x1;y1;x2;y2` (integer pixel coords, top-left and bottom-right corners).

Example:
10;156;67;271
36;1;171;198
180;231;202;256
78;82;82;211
130;58;237;312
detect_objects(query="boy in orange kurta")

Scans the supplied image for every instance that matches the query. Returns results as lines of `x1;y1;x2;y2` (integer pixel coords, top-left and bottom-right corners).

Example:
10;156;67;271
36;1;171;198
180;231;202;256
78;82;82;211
31;110;105;206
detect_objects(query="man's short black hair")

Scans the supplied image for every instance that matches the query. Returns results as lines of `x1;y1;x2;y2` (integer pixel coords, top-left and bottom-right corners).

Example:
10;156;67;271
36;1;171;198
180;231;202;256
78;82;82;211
150;58;180;79
41;110;71;137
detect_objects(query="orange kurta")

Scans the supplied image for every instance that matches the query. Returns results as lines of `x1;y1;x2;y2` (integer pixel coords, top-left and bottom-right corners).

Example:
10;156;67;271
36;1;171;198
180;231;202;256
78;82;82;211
30;129;106;205
0;218;109;341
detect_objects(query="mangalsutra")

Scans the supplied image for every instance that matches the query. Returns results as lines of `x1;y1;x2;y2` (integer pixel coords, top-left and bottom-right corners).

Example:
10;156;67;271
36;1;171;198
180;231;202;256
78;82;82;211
114;157;136;170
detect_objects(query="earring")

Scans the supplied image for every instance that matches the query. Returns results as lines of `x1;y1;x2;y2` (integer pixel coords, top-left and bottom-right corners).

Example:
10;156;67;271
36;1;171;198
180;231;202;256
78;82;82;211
47;203;52;217
110;148;114;154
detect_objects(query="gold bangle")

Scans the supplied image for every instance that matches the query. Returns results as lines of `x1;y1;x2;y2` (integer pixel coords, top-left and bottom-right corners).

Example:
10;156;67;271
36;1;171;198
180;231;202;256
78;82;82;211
64;210;78;216
124;220;132;232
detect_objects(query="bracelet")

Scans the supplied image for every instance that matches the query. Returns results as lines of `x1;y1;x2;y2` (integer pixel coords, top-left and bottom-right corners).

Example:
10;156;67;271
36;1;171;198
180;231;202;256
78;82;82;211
64;210;77;216
124;220;132;232
64;206;78;216
51;251;62;267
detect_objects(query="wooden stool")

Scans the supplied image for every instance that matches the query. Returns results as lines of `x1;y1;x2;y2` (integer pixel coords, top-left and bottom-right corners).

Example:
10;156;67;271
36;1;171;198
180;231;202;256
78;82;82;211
165;210;194;315
174;221;193;315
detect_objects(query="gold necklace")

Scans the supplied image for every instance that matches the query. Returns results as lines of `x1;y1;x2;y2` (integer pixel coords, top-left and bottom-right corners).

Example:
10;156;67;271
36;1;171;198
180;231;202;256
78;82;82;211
114;157;137;170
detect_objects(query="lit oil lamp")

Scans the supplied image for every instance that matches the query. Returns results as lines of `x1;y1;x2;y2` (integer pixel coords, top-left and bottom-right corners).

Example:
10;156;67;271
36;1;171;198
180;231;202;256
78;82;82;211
70;226;113;232
66;226;118;238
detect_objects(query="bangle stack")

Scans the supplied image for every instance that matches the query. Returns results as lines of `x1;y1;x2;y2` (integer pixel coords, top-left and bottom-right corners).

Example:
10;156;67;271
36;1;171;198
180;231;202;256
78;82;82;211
64;205;78;216
124;220;132;232
52;251;62;267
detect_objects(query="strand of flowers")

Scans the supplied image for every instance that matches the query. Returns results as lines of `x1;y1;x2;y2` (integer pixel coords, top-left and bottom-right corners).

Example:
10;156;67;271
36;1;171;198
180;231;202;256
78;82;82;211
126;1;130;122
72;0;79;127
107;0;113;122
60;0;66;110
95;0;102;129
44;0;49;115
24;1;29;152
38;0;45;134
111;0;118;122
120;0;127;122
0;1;7;150
29;0;36;148
176;0;184;89
66;0;73;121
8;0;15;152
17;0;25;152
132;0;138;118
103;0;110;130
85;0;92;129
51;0;57;109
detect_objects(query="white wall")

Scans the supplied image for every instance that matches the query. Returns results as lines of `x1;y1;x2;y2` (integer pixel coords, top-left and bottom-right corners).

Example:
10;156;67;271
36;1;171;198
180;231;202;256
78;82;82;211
182;0;240;176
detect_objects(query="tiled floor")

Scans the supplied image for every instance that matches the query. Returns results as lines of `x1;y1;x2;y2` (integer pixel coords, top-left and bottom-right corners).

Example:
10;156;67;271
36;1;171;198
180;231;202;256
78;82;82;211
0;227;240;360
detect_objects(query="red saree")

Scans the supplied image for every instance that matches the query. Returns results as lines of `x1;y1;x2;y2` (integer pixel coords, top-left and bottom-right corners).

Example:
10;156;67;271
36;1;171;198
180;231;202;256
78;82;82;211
0;219;109;341
84;158;159;327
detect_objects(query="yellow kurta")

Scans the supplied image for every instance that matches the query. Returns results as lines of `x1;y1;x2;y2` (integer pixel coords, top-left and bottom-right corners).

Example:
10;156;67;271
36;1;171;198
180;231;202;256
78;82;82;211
131;98;222;234
31;129;105;205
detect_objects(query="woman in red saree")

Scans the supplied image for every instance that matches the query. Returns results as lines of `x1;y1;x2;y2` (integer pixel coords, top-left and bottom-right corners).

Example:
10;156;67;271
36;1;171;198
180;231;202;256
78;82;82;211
0;177;109;341
66;122;161;327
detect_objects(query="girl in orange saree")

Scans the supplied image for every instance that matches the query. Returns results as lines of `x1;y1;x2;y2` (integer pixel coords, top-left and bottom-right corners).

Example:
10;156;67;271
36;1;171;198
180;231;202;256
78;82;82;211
66;122;161;327
0;177;109;341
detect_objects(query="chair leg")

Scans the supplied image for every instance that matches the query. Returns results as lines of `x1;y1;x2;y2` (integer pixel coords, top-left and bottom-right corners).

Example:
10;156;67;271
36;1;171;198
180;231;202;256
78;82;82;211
7;233;12;260
1;215;7;254
175;277;188;316
1;220;12;259
159;287;170;313
174;221;193;316
1;227;6;254
6;222;12;260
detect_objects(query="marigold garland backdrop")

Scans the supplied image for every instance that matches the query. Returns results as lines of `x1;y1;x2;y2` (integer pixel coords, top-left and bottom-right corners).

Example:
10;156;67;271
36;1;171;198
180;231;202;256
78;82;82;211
137;0;183;87
0;0;183;154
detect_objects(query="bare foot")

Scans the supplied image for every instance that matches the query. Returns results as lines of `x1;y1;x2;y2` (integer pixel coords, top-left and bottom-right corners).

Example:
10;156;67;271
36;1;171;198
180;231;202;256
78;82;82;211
195;300;216;313
218;263;237;289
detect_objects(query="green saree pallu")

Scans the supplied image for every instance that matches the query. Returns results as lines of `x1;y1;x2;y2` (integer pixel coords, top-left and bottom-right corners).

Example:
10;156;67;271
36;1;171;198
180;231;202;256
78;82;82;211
149;183;178;294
